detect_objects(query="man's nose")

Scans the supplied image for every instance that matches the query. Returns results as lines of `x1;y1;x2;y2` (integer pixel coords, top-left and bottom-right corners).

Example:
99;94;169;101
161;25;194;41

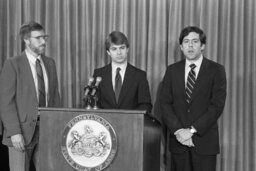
188;41;193;46
117;48;121;54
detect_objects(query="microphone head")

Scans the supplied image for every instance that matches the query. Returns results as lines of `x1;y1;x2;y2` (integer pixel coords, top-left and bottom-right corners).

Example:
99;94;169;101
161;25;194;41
95;77;102;86
88;76;94;86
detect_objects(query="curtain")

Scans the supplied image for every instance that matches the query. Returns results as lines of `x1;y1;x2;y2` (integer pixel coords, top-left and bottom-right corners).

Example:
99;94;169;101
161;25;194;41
0;0;255;170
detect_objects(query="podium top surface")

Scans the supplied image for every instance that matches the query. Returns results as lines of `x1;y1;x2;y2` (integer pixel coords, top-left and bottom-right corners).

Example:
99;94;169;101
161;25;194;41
38;107;147;115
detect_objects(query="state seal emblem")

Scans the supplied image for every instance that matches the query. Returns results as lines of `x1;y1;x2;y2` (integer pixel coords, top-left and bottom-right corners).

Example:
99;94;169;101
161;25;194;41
61;114;117;171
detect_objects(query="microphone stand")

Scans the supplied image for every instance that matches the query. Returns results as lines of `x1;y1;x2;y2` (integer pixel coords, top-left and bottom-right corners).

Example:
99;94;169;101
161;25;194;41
84;85;93;109
91;86;99;110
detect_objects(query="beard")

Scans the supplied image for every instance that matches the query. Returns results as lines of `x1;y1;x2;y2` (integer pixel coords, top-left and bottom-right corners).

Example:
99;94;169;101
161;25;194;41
29;44;46;55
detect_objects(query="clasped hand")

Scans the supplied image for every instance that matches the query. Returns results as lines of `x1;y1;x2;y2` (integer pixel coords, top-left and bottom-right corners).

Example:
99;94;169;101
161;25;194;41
175;129;195;147
11;134;25;152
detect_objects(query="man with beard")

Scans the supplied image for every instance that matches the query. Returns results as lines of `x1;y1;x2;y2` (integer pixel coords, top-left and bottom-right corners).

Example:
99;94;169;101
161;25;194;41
93;31;152;113
0;21;60;171
160;26;226;171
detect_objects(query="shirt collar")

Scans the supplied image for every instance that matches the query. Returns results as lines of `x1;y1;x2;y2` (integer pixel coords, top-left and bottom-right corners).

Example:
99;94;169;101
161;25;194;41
25;49;42;64
185;55;203;69
111;62;127;73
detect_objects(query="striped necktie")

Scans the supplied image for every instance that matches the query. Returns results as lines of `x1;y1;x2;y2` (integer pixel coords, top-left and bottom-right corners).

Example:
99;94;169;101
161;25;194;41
115;67;122;102
36;59;46;107
185;64;196;103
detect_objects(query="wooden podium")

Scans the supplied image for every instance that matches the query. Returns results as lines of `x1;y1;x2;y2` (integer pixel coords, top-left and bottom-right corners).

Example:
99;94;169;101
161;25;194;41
38;108;161;171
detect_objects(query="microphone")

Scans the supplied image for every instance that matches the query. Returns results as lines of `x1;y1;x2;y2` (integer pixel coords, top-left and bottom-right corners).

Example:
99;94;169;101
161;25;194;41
84;76;94;97
91;77;102;96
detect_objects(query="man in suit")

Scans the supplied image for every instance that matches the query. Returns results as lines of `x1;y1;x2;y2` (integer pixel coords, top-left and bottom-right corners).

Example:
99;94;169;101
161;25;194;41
160;26;227;171
93;31;152;113
0;21;60;171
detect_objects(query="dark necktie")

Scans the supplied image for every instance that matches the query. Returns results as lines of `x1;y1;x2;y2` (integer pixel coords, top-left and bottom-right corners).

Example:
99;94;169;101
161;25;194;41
115;67;122;102
36;59;46;107
185;64;196;103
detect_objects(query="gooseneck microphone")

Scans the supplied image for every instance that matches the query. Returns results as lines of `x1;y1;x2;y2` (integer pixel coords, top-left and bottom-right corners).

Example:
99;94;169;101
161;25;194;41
91;77;102;96
84;76;94;98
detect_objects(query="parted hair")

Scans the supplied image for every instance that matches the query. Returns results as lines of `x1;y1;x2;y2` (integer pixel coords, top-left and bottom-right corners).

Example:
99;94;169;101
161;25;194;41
179;26;206;45
105;31;129;51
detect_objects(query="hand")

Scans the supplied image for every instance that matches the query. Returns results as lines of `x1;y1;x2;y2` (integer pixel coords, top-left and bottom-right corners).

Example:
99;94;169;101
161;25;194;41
175;128;193;143
11;134;25;152
180;138;195;147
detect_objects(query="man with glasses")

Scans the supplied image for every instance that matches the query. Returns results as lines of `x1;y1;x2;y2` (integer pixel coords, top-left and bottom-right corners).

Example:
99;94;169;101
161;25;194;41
0;21;60;171
160;26;227;171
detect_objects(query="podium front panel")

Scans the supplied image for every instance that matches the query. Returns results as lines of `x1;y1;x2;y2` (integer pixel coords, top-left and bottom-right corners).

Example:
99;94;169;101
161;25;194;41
39;108;160;171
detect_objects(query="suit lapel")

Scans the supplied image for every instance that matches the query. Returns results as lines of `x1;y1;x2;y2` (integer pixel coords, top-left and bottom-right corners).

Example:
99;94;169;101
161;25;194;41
20;52;38;102
41;56;50;102
104;64;117;105
117;64;133;105
178;60;187;102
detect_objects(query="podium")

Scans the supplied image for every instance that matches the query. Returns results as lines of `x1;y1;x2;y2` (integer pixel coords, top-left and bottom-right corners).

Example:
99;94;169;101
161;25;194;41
38;108;161;171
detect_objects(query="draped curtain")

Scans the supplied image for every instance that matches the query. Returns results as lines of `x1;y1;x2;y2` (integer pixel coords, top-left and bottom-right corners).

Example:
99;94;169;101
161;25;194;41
0;0;255;170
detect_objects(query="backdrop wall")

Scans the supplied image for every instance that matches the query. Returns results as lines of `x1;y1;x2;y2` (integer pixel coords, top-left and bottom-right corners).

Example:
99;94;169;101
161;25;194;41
0;0;255;170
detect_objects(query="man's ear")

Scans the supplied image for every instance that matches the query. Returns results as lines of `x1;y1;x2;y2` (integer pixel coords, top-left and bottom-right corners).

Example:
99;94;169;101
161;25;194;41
23;38;30;45
180;44;184;51
200;44;205;51
107;50;110;56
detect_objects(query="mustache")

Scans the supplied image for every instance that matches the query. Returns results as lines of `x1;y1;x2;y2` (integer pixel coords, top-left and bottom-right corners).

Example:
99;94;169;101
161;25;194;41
40;44;46;48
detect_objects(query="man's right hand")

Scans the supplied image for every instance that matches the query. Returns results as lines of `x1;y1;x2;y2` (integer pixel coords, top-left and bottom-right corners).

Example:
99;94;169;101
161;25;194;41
11;134;25;152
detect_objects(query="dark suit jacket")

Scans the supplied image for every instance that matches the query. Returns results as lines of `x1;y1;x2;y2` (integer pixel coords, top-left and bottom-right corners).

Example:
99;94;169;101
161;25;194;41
93;63;152;113
0;52;60;146
160;57;226;155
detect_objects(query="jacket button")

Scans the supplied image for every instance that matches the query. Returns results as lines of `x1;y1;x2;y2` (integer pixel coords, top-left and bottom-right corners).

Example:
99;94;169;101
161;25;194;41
187;109;190;112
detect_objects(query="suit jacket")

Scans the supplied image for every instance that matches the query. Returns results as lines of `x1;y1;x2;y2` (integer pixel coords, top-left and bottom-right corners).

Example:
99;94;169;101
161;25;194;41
93;63;152;113
0;52;60;146
160;57;226;155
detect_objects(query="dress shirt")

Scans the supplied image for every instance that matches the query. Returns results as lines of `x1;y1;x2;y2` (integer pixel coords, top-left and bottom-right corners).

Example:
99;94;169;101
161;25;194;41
185;55;203;87
111;62;127;89
25;49;49;106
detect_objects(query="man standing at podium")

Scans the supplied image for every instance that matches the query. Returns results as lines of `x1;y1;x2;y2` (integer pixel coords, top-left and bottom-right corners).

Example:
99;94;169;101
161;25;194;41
93;31;152;113
0;21;60;171
160;26;226;171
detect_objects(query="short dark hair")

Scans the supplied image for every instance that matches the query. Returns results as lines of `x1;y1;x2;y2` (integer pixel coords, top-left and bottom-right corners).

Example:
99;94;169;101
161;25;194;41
19;21;44;40
105;31;129;51
179;26;206;45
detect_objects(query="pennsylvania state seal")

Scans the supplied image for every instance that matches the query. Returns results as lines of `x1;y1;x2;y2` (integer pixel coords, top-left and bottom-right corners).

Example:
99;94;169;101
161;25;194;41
61;114;117;171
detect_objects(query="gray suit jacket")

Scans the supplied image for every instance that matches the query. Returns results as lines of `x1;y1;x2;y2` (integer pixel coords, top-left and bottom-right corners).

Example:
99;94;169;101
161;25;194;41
0;52;60;146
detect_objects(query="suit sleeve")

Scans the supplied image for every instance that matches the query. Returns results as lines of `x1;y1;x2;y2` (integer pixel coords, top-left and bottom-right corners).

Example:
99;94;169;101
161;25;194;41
0;60;22;137
159;67;183;134
136;72;152;113
192;65;227;136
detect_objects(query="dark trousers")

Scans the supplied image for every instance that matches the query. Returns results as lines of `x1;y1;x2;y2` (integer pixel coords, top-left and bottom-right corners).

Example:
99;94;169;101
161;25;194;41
0;135;9;171
171;149;216;171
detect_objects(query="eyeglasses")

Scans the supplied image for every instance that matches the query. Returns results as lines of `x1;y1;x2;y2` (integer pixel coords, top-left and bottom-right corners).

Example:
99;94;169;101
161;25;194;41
30;35;49;41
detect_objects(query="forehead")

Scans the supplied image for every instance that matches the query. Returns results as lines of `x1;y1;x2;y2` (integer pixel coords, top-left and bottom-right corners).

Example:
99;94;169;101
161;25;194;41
30;30;45;37
183;32;200;40
109;43;127;48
